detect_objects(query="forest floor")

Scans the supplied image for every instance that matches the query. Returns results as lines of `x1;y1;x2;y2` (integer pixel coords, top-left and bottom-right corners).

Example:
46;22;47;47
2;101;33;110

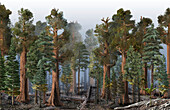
0;93;169;110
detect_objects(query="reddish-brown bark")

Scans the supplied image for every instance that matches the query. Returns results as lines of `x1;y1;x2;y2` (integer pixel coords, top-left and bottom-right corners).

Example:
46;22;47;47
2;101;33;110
121;52;129;105
167;23;170;98
0;20;4;57
101;64;107;98
16;47;29;102
48;28;62;106
48;59;61;106
167;24;170;97
71;68;76;94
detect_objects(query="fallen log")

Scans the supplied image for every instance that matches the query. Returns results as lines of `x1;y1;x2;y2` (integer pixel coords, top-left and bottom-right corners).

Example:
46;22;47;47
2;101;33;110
79;86;92;110
114;99;170;110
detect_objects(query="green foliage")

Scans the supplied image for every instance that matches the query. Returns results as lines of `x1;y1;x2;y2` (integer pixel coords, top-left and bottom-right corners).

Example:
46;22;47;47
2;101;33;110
110;71;117;102
26;32;55;92
117;74;124;101
0;4;12;54
143;83;156;97
61;64;72;85
72;42;89;71
0;50;6;91
60;63;72;94
94;17;117;66
5;41;20;96
124;46;143;86
157;8;170;44
154;55;169;87
12;8;35;53
111;8;135;53
142;25;163;69
117;74;124;95
158;85;168;96
89;53;103;88
132;17;152;53
46;8;71;63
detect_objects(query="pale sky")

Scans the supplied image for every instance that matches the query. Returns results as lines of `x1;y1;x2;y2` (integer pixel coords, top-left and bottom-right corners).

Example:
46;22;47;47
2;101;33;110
1;0;170;35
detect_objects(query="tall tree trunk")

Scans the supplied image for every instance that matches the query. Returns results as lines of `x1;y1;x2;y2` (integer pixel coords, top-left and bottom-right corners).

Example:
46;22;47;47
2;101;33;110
167;24;170;98
121;52;129;105
12;94;14;105
101;64;107;98
151;64;154;84
78;66;80;94
48;66;61;106
71;68;76;94
106;66;111;100
16;47;29;102
167;43;170;98
35;90;38;104
0;20;4;57
48;48;62;106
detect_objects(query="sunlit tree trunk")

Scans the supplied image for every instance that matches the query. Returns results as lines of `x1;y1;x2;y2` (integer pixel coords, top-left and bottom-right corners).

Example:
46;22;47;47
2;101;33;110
12;94;14;105
16;47;29;102
101;64;107;98
167;24;170;98
48;49;61;106
106;66;111;100
167;44;170;97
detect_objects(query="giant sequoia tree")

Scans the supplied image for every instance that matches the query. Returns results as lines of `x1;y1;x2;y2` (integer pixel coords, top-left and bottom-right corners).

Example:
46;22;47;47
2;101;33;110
94;18;117;99
13;8;35;102
110;8;135;104
0;4;12;56
46;9;70;106
157;8;170;97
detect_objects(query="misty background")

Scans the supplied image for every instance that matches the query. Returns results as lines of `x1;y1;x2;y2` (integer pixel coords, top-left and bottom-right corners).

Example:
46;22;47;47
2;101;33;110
1;0;170;92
